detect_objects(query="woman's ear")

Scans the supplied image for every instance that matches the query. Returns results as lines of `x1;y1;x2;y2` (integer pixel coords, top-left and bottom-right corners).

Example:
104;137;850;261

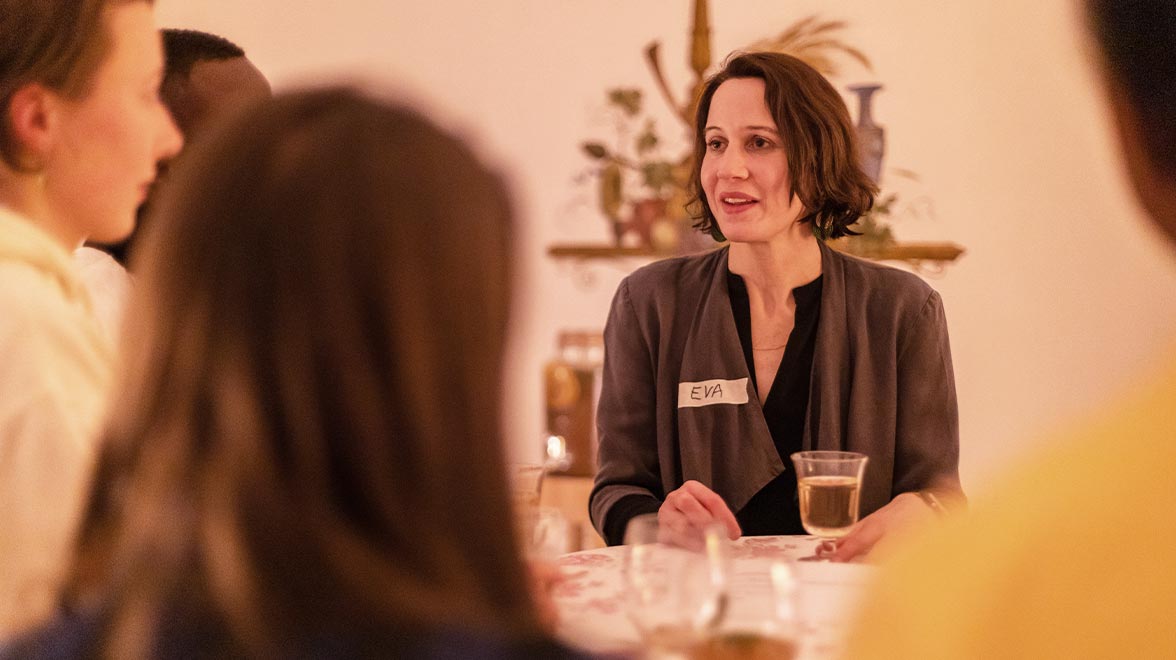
5;82;59;170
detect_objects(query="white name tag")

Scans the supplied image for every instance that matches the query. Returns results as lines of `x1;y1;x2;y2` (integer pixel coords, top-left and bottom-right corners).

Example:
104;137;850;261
677;378;749;408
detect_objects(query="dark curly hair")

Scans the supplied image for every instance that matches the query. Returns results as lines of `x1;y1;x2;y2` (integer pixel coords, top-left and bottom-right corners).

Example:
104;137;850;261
687;51;877;241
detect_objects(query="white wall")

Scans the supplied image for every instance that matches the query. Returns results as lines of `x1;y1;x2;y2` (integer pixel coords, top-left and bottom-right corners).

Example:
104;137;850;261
157;0;1176;496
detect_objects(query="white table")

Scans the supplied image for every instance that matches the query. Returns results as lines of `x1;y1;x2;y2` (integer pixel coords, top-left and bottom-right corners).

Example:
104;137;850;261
552;535;876;659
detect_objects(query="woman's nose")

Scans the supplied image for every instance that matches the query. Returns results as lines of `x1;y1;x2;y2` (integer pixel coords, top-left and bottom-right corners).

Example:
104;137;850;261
717;150;748;179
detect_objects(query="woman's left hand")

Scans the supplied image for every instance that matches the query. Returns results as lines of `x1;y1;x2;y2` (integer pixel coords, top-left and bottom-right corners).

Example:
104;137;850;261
827;492;939;562
527;559;565;633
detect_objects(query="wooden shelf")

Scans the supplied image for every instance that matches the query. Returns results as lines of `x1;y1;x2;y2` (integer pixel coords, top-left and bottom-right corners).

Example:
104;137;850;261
548;240;966;266
547;244;671;259
831;240;966;264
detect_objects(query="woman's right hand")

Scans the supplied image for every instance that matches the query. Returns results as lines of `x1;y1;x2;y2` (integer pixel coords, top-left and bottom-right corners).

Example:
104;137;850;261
658;480;742;543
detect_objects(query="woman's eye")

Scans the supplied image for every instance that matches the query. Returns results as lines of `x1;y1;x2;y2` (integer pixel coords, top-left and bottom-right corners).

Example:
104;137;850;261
749;137;772;149
706;139;725;151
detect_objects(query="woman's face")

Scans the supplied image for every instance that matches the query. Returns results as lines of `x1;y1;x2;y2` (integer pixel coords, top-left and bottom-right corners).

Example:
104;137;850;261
700;77;805;244
44;2;182;245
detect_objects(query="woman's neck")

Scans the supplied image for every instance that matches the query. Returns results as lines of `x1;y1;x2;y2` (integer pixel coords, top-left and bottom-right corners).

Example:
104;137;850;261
0;174;82;251
728;223;823;300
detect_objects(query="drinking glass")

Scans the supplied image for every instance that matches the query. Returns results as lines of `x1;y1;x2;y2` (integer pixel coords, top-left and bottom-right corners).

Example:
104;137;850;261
789;451;868;560
693;560;799;660
622;513;730;657
530;506;572;559
509;463;545;550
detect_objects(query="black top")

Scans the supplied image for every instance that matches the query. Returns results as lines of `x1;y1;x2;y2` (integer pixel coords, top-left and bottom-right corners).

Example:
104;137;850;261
727;270;823;536
599;270;822;545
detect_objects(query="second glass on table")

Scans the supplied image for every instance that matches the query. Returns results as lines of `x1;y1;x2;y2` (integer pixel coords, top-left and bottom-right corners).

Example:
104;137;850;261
622;513;730;657
790;451;868;559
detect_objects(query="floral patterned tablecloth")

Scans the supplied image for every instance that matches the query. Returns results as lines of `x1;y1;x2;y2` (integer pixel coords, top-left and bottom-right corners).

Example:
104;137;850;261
553;535;876;659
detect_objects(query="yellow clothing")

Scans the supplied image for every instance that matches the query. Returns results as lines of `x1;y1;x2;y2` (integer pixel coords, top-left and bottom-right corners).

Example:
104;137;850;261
0;206;113;636
844;350;1176;659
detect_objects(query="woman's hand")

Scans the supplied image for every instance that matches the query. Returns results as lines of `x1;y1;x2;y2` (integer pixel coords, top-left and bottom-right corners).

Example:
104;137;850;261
828;492;939;562
527;559;565;633
658;480;742;545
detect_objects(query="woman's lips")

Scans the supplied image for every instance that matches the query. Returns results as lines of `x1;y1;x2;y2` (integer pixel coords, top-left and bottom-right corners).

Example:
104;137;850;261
718;192;758;214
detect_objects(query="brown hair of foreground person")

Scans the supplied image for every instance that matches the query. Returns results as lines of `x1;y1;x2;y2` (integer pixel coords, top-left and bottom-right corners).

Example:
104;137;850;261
61;87;537;655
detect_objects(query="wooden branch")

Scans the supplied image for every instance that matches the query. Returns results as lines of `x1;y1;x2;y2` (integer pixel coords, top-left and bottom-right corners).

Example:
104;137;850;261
644;41;691;126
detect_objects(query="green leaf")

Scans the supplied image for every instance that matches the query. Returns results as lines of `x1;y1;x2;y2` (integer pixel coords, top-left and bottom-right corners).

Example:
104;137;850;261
636;120;659;154
601;162;624;220
608;88;643;116
641;161;675;191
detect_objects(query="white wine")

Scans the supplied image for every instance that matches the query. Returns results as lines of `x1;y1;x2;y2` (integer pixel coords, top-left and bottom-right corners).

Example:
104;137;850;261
798;475;861;538
689;632;798;660
643;624;701;654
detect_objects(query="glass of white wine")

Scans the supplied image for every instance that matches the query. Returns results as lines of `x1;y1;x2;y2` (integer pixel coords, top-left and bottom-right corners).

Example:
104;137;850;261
790;451;868;561
623;513;730;657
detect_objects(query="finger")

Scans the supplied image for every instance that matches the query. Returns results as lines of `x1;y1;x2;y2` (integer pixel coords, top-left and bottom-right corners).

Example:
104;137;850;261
671;491;717;529
831;521;882;562
656;505;690;537
682;481;741;539
526;561;562;632
663;488;733;547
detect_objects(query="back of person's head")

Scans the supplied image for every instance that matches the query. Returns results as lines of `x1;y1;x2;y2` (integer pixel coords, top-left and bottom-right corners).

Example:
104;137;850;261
158;28;270;137
95;28;271;266
1086;0;1176;237
66;87;537;655
162;28;246;81
0;0;155;171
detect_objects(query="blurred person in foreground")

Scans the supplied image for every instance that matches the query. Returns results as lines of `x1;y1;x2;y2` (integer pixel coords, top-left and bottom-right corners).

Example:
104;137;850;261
77;28;271;338
2;87;587;659
0;0;181;635
844;2;1176;657
590;52;963;558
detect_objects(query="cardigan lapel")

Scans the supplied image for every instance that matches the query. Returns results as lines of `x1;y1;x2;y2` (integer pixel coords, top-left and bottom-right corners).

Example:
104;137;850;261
676;247;783;514
805;240;853;451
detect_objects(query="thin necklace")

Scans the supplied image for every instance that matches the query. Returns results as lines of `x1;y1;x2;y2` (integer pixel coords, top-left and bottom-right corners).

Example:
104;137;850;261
752;343;788;351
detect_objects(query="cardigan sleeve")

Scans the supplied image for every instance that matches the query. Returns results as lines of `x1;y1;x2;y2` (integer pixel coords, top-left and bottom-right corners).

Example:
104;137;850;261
892;290;965;503
589;278;665;544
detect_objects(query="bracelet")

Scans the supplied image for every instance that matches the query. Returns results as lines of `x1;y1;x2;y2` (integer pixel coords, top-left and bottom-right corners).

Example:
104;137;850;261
915;490;949;517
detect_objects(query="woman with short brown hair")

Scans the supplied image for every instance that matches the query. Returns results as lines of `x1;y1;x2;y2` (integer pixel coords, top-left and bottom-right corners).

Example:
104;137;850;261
591;52;963;560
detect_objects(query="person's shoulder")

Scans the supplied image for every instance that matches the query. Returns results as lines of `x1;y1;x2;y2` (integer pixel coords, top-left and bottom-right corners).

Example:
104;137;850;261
829;246;934;297
846;353;1176;659
0;259;89;330
825;245;939;315
0;609;99;660
620;248;725;299
0;264;111;367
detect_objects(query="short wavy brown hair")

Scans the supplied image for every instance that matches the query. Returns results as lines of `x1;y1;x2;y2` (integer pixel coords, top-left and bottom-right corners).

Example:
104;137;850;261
688;51;877;241
0;0;151;170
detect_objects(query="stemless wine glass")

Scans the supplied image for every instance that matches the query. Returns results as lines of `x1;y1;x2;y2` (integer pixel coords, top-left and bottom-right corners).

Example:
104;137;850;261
622;513;730;657
695;560;799;660
790;451;868;560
